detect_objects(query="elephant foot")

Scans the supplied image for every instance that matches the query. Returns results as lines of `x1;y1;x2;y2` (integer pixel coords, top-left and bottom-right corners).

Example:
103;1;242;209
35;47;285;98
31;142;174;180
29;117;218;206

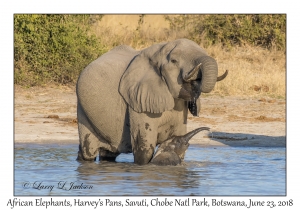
99;148;120;162
76;151;84;161
76;155;96;162
76;145;96;161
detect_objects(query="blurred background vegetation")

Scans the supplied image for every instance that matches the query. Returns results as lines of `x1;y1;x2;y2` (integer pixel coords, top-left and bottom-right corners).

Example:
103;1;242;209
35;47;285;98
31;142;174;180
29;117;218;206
14;14;286;98
166;14;286;50
14;14;104;85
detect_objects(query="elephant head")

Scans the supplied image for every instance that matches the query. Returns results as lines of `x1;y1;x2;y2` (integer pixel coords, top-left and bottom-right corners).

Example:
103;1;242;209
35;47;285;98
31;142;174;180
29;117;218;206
151;127;210;166
119;38;227;115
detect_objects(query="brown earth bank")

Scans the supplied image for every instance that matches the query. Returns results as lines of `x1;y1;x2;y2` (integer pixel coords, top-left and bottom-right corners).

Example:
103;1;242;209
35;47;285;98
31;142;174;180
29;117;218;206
14;85;286;147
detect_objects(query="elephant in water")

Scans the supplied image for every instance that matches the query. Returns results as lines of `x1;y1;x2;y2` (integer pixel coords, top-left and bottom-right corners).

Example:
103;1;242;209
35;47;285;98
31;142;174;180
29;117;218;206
151;127;210;166
76;38;227;165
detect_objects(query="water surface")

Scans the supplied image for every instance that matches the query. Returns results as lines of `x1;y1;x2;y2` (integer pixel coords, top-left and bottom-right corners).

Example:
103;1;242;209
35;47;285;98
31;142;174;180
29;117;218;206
14;143;286;196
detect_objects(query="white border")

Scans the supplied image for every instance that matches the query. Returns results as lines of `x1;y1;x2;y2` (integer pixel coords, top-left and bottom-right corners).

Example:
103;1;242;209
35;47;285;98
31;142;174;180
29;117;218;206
3;1;299;209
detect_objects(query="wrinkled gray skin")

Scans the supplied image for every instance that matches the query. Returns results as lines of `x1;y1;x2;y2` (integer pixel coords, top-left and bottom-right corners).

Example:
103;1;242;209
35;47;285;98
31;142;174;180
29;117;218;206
151;127;210;166
76;38;227;165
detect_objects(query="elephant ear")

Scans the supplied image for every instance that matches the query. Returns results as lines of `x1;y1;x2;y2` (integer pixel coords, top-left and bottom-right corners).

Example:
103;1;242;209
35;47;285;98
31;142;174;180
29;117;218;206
119;54;174;113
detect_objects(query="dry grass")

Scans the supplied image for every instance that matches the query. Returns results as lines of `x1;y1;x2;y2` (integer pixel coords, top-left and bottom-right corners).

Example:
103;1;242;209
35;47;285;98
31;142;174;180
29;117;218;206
92;15;187;50
92;15;286;99
208;45;286;98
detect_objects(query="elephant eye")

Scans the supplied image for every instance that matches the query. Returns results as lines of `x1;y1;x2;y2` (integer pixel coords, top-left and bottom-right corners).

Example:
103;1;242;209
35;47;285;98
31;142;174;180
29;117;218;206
171;59;178;64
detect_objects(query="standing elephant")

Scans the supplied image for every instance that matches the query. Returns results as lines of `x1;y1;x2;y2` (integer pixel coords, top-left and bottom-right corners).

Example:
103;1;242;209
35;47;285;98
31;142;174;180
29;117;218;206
76;38;227;165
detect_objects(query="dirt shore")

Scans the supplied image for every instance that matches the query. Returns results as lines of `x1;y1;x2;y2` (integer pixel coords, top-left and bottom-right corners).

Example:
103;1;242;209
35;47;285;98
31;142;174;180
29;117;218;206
14;85;286;147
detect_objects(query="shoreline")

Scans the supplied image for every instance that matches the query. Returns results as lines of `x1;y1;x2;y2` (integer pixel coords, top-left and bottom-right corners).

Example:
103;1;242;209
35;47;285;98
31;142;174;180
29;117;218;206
14;136;286;147
14;85;286;148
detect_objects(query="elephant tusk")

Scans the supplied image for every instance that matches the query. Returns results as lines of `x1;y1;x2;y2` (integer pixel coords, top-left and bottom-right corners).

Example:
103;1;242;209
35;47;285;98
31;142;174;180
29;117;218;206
217;70;228;81
184;63;202;82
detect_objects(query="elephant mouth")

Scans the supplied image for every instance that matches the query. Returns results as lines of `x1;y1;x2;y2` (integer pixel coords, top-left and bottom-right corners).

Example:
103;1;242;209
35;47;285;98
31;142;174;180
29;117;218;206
179;79;201;116
188;98;198;116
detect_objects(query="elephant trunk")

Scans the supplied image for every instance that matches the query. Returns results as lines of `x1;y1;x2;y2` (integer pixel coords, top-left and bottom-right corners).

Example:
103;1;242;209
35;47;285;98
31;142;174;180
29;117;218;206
184;56;218;93
183;56;218;116
198;56;218;93
182;127;210;144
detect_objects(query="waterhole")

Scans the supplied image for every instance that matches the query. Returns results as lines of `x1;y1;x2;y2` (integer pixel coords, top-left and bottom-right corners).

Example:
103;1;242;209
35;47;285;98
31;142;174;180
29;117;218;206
14;143;285;196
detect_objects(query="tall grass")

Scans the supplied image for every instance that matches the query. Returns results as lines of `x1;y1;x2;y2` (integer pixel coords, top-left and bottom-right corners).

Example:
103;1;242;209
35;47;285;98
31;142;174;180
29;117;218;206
91;15;286;99
165;14;286;50
14;14;286;98
92;15;185;50
207;45;285;98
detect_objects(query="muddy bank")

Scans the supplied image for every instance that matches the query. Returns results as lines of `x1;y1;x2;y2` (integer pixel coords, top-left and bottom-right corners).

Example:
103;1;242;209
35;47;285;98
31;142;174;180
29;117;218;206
14;85;286;147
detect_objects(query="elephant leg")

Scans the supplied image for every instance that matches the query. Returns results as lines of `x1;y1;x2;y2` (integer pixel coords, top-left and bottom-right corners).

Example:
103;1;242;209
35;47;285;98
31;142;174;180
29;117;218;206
77;103;121;161
130;115;159;165
99;148;120;162
77;144;96;161
77;102;102;161
132;134;156;165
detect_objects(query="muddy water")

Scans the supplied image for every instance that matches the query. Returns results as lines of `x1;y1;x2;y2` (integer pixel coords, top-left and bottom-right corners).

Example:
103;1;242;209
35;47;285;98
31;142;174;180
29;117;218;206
14;143;285;196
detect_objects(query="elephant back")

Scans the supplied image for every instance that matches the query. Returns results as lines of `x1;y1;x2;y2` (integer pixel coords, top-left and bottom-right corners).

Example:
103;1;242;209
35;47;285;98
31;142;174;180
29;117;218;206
77;45;138;150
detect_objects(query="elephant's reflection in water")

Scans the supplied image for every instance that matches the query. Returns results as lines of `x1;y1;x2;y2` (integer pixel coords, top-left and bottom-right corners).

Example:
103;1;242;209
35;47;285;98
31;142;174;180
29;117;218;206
75;159;209;193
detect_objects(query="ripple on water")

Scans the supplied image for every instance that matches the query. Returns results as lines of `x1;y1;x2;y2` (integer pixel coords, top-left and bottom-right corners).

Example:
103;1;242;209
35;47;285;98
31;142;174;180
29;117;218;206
14;143;286;196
